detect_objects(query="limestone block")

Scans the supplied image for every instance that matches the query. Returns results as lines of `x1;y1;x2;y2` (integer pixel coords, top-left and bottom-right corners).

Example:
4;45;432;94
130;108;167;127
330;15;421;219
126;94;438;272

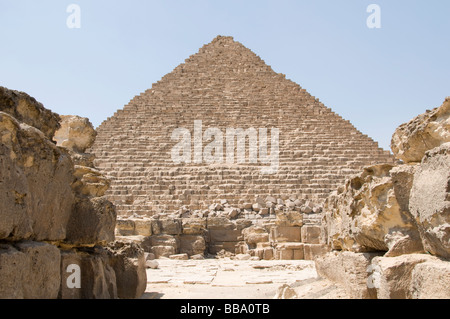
53;115;97;153
303;244;329;260
371;254;435;299
323;164;422;255
275;210;303;227
0;244;26;298
134;218;152;236
148;234;179;247
242;226;269;245
115;219;135;236
410;258;450;299
72;165;110;198
270;226;301;242
60;248;118;299
277;248;293;260
207;217;236;230
293;248;304;260
315;251;381;299
0;242;61;299
391;97;450;163
409;143;450;258
179;235;206;256
65;196;117;246
182;218;207;235
159;218;182;235
235;219;253;231
0;86;61;139
0;112;74;241
263;247;274;260
301;225;322;244
106;240;147;299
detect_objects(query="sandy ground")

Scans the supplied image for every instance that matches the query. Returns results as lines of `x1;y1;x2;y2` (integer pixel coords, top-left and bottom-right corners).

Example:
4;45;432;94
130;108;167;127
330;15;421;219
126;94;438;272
141;258;348;299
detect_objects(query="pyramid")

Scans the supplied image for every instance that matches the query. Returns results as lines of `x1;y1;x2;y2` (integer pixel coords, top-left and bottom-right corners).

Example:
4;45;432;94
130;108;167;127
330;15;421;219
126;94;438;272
90;36;394;216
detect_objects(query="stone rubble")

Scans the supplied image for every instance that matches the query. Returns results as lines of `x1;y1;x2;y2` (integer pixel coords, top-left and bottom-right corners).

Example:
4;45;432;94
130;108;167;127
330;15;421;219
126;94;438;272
115;195;328;262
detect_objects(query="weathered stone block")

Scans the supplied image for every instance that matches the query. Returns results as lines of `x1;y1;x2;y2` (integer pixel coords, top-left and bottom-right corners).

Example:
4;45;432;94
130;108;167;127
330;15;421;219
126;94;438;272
301;225;322;244
134;219;152;236
303;243;329;260
371;254;435;299
182;218;206;235
159;218;182;235
179;235;206;256
409;143;450;258
391;97;450;163
242;226;269;246
270;226;301;242
107;240;147;299
411;258;450;299
315;251;381;299
65;196;116;246
0;112;74;241
0;242;61;299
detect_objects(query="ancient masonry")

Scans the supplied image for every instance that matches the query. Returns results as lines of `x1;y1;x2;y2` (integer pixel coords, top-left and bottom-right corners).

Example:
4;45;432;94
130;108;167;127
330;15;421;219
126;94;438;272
90;35;394;217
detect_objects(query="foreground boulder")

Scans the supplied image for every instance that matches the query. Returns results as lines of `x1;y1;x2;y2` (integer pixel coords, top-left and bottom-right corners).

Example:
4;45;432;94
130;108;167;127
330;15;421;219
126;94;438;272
0;86;61;139
391;97;450;163
409;143;450;258
323;164;423;256
53;115;97;153
106;240;147;299
0;111;74;241
371;254;450;299
315;251;380;299
0;241;61;299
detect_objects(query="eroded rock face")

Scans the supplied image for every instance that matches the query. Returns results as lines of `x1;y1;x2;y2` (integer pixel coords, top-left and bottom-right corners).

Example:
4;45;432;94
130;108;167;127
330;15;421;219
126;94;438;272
53;115;97;153
315;251;381;299
0;241;61;299
409;143;450;258
391;97;450;163
66;197;117;247
323;164;423;256
106;240;147;299
0;111;74;241
0;86;61;140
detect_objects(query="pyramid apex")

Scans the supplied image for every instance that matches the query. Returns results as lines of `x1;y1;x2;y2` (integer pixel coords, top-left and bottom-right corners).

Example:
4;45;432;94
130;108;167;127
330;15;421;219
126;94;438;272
211;35;235;42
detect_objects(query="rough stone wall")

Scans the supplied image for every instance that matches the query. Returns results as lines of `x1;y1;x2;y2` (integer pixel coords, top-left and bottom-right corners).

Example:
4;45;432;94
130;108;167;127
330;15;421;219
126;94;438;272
115;196;329;261
0;86;146;299
317;98;450;299
90;35;394;217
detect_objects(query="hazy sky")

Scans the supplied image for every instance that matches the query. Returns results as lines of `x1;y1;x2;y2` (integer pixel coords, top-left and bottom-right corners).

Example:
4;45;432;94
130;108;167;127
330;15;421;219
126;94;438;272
1;0;449;151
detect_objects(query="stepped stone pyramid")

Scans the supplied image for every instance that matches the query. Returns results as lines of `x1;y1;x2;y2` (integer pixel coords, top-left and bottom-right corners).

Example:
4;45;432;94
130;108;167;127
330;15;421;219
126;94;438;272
90;36;394;217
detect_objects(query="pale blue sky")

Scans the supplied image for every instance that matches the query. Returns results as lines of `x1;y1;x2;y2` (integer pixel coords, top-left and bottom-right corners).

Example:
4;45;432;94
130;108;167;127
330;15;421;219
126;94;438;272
1;0;449;151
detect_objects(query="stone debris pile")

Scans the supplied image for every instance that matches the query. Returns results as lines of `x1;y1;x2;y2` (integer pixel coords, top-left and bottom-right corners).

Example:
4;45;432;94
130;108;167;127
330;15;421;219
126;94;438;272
115;195;329;263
